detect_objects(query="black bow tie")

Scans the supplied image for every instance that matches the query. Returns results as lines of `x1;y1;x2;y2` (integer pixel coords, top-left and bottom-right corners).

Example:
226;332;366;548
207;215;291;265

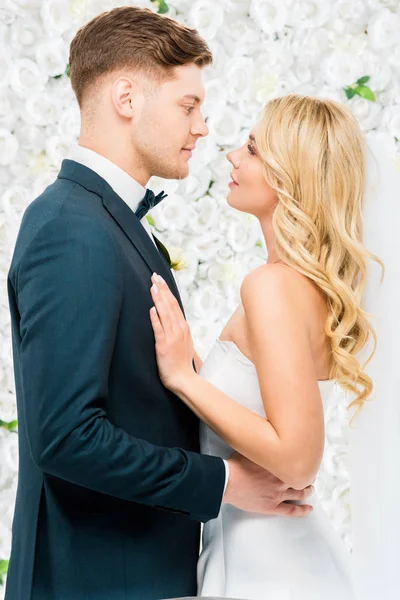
135;189;168;221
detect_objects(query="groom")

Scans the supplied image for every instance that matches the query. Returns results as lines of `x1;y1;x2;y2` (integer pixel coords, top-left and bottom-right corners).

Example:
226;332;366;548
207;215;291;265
6;7;312;600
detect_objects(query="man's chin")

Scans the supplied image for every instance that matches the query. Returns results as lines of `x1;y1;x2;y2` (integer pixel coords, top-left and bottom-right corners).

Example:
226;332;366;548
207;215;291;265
158;163;190;181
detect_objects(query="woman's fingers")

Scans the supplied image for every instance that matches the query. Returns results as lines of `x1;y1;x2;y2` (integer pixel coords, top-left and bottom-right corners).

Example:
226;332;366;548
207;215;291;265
150;282;174;335
149;306;164;342
151;273;187;332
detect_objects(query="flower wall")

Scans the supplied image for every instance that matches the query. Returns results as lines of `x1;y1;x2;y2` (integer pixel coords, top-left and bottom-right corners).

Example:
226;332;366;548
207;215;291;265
1;0;400;591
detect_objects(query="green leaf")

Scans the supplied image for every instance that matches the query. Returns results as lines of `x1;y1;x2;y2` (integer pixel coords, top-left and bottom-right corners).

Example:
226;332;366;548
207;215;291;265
355;86;376;102
344;87;356;99
151;0;169;14
356;75;370;85
0;419;18;432
65;64;70;77
0;560;9;586
146;214;155;227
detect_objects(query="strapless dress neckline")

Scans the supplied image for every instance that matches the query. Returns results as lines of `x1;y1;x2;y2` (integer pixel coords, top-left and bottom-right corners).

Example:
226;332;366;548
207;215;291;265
216;337;334;386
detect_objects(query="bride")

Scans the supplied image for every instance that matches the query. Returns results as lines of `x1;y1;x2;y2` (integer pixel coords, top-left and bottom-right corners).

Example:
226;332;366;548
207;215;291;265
148;94;382;599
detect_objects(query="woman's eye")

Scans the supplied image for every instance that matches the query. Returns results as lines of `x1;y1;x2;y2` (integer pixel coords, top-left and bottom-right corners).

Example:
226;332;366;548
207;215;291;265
247;143;256;156
185;106;194;115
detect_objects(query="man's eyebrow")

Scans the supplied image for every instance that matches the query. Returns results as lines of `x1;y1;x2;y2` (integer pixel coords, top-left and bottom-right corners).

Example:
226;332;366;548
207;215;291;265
182;94;203;104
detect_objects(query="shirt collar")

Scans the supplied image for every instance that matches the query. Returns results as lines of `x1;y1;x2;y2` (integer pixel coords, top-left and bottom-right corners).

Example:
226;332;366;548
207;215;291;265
70;146;146;213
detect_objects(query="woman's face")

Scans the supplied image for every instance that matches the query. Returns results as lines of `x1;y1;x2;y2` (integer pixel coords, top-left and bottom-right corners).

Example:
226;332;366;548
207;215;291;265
226;131;278;219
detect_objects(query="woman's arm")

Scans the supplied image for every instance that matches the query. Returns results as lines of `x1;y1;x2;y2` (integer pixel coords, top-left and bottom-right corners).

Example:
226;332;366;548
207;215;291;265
150;266;325;489
193;350;203;372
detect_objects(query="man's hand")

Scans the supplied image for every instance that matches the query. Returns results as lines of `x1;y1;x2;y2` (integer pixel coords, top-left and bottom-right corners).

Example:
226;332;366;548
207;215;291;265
223;452;314;517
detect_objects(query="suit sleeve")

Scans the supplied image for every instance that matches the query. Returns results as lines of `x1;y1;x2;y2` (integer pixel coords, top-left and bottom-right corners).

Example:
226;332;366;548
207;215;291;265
14;214;225;522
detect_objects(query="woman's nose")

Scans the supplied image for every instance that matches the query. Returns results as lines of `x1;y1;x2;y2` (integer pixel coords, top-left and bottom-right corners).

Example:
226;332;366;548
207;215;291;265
226;149;240;169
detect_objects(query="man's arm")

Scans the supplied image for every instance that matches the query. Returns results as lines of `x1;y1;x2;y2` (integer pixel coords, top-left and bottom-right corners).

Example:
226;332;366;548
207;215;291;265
14;213;225;522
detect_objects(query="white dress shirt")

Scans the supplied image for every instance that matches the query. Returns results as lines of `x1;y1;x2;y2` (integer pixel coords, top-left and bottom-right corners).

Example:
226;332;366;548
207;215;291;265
70;146;229;495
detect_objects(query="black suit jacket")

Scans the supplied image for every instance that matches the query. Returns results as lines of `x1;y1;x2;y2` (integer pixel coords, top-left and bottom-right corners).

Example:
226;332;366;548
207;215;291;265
5;160;225;600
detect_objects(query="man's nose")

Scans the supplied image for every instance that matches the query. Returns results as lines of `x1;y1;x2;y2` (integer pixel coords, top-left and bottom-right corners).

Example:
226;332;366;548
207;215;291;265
191;115;209;138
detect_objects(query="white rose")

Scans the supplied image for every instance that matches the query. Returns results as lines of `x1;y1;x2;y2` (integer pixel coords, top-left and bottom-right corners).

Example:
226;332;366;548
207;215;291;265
381;106;400;141
205;39;228;77
40;0;74;35
45;135;76;167
249;0;288;34
190;195;220;234
177;166;212;203
348;96;382;131
218;14;261;57
250;63;279;105
1;186;29;219
227;215;261;253
0;520;12;558
202;78;228;120
368;8;400;51
35;39;69;78
0;390;16;424
13;122;45;152
0;46;12;89
1;430;18;473
191;283;226;320
208;106;243;146
0;167;11;188
23;92;62;127
291;28;330;64
10;17;44;53
0;130;18;166
221;0;251;14
186;231;223;261
187;0;225;41
364;56;392;92
224;57;255;104
333;0;369;34
190;318;223;358
0;89;18;130
321;51;364;88
329;31;368;61
151;195;191;233
315;86;343;103
56;103;81;140
173;249;199;288
10;58;48;97
288;0;332;29
7;0;42;8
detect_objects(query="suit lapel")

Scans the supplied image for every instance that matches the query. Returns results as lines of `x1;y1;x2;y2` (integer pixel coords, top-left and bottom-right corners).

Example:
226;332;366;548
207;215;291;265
102;185;182;307
58;160;183;310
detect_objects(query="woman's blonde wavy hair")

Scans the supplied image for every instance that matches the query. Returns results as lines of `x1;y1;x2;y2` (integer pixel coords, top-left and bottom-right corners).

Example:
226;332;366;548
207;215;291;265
254;94;383;415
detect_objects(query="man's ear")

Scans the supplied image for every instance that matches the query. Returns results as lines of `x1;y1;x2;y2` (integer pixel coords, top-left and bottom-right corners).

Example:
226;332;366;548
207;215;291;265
111;77;141;118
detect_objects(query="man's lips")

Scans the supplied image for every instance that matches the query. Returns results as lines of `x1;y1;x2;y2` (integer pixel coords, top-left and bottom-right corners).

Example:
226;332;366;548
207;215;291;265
182;146;195;158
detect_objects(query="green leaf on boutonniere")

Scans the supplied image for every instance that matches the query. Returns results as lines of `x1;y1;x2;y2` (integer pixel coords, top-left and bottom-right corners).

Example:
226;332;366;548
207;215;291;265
0;559;9;585
146;214;155;227
153;235;172;268
65;64;70;77
151;0;169;14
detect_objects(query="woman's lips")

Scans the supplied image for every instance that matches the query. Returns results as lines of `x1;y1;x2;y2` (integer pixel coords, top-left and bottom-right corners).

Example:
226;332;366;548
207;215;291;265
229;174;239;187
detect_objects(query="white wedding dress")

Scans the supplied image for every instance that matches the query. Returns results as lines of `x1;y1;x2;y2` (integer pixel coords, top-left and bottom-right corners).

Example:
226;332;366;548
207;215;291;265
197;338;354;600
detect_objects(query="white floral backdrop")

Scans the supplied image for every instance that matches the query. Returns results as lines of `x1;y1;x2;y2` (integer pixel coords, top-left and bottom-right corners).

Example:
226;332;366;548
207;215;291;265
1;0;400;592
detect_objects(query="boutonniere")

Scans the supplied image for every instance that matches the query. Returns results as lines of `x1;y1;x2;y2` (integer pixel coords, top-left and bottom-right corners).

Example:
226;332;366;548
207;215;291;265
152;233;187;272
